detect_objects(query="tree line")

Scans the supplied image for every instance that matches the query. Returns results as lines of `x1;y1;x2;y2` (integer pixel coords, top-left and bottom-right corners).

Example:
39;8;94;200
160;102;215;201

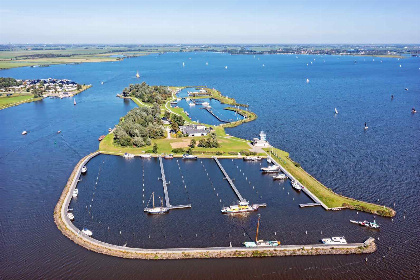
122;82;171;104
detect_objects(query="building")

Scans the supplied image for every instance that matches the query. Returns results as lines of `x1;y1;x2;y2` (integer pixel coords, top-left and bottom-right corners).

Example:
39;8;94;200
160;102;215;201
252;131;270;147
180;124;210;137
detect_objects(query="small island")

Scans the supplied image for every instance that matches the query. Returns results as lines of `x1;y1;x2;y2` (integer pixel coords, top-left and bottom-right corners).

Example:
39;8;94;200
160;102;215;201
0;77;91;110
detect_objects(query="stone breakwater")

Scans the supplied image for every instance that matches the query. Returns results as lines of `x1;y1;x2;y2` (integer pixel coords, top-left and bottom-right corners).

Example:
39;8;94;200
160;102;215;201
54;152;377;260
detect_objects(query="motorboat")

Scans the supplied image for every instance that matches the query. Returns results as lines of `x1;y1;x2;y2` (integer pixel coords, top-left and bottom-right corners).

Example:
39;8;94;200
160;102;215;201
136;71;140;78
182;154;197;160
81;166;87;174
261;165;280;173
291;181;302;191
273;173;287;180
202;101;210;107
306;78;310;83
98;135;106;141
72;189;78;198
164;154;174;159
81;228;93;236
22;131;27;135
57;130;61;134
335;108;338;114
267;158;272;163
221;201;260;214
350;220;380;229
243;156;262;161
73;98;76;105
321;236;347;245
140;154;152;158
243;214;280;247
123;153;135;159
67;212;74;221
189;102;196;106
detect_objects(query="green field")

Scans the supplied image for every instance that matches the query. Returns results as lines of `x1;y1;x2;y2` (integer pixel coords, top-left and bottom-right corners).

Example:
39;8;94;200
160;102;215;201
0;93;42;109
266;147;396;217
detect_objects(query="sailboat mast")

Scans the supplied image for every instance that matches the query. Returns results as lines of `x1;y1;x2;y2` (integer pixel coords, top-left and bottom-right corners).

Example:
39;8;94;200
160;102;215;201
152;192;155;208
255;214;261;242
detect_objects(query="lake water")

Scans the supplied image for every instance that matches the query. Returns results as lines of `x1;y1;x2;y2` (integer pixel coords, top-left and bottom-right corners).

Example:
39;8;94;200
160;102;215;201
0;53;419;279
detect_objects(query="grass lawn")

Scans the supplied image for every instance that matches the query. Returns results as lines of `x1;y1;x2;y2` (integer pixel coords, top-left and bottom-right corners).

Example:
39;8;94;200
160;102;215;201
266;147;395;217
0;93;42;110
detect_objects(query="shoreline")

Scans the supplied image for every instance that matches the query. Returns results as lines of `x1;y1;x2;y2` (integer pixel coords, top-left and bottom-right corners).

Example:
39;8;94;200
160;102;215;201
54;151;376;260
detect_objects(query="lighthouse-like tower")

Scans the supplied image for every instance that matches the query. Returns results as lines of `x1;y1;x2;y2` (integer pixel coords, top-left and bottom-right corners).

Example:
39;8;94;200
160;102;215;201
252;131;270;147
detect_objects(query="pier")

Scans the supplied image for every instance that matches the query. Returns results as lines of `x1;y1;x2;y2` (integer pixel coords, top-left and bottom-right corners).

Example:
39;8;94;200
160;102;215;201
213;157;246;203
157;156;191;210
299;203;321;208
267;155;329;210
203;107;230;123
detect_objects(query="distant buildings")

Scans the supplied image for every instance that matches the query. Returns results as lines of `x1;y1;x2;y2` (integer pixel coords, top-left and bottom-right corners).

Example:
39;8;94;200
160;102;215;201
252;131;270;147
180;124;211;137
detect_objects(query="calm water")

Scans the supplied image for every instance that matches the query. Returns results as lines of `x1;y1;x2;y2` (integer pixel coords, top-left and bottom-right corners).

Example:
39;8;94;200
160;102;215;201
0;53;419;279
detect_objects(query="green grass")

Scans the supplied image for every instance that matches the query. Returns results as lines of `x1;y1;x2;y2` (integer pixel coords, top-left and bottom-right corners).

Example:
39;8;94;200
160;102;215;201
0;94;42;109
265;147;396;217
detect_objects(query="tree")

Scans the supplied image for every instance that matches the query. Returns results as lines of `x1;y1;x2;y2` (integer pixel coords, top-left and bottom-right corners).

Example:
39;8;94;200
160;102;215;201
152;143;158;153
189;139;196;148
171;122;179;132
77;84;82;90
164;110;171;119
171;114;184;127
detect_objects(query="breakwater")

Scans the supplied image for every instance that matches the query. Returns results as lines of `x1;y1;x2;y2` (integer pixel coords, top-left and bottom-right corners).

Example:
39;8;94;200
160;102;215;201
55;152;376;260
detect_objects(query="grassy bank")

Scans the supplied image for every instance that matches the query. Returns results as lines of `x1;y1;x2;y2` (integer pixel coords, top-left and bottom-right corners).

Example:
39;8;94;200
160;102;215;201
266;147;396;217
0;93;43;110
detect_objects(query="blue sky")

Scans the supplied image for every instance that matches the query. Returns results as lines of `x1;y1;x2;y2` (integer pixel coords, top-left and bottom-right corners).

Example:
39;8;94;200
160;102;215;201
0;0;419;44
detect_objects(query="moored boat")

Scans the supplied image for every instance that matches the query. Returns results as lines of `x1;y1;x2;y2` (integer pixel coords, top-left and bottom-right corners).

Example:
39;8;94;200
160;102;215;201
321;236;347;244
243;156;262;161
182;154;197;160
243;214;280;247
144;192;169;215
140;154;151;158
67;212;74;221
72;189;78;198
123;153;135;159
98;135;106;141
350;219;380;229
81;166;87;174
261;165;280;173
164;154;174;159
273;173;287;180
291;180;302;191
81;228;93;236
221;201;261;214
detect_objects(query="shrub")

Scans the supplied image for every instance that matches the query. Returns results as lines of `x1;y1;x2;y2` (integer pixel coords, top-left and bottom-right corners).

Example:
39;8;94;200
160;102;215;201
172;148;185;154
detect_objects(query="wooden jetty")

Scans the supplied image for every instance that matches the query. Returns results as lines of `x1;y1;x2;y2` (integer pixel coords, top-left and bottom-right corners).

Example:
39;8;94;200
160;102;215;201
204;107;230;123
158;156;191;210
299;203;321;208
213;157;246;202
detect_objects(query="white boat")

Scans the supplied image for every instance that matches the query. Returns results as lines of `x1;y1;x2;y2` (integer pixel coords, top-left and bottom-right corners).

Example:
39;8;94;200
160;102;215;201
364;122;368;130
183;154;197;160
243;156;262;161
72;189;78;198
22;131;27;135
261;165;280;173
202;101;210;107
273;173;287;180
321;236;347;245
67;212;74;221
140;154;152;158
221;201;260;214
267;158;272;163
225;66;228;69
57;130;61;134
123;153;135;159
335;108;338;114
136;71;140;78
182;62;185;67
291;181;302;191
243;215;280;247
306;78;310;83
189;102;195;106
186;98;190;101
164;154;174;159
101;81;104;85
144;192;169;215
81;228;93;236
81;166;87;174
73;98;76;105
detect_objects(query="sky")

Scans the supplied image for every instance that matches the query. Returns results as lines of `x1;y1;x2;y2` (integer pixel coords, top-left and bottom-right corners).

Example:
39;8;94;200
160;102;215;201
0;0;419;44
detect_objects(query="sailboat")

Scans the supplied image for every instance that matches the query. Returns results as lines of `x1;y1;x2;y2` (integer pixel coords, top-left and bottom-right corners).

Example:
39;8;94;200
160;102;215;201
335;108;338;114
144;192;169;214
182;62;185;67
243;214;280;247
225;66;228;69
364;122;368;130
73;98;76;105
306;78;310;83
136;71;140;78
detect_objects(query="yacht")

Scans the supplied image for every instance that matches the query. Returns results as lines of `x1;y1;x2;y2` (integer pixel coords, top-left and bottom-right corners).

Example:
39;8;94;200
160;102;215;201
221;201;260;214
291;181;302;191
267;158;272;164
306;78;310;83
72;189;79;198
22;131;27;135
123;153;135;159
243;156;262;161
273;173;287;180
67;212;74;221
81;228;93;236
189;102;195;106
183;154;197;160
321;236;347;245
243;215;280;247
261;165;280;173
140;154;152;158
350;219;380;229
81;166;87;174
144;192;169;215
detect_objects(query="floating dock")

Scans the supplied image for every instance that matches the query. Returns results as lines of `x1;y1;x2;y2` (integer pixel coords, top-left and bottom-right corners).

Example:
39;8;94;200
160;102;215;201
213;157;246;202
203;107;230;123
158;156;191;210
299;203;321;208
